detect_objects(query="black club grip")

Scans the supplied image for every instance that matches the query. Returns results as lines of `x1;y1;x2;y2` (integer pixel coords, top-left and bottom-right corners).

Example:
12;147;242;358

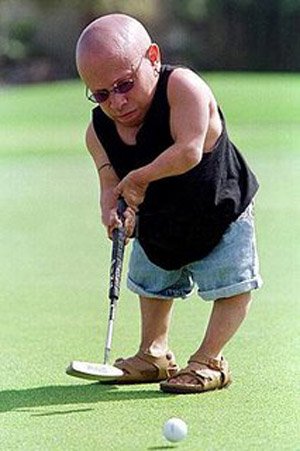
109;198;127;300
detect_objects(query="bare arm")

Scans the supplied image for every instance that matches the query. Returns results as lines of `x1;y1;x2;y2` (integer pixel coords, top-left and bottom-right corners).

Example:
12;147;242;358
86;122;135;238
115;68;212;208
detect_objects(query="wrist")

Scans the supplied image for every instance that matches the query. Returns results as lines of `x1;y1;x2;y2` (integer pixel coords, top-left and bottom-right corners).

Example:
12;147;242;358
101;188;118;208
132;166;152;186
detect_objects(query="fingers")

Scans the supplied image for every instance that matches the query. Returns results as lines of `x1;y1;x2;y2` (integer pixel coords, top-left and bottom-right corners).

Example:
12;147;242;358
115;188;140;211
124;207;136;238
106;206;136;241
114;173;148;211
106;207;121;239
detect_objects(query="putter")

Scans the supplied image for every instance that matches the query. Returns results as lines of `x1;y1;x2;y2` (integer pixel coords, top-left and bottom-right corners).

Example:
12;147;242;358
66;198;127;381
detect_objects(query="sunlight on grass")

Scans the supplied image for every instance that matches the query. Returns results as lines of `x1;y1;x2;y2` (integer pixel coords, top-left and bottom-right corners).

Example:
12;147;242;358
1;74;299;450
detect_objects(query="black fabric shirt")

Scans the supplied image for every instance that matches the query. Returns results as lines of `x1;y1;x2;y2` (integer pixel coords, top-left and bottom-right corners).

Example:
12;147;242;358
92;64;259;270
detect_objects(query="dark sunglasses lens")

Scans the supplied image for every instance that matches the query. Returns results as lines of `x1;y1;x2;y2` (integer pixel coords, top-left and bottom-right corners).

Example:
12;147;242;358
88;79;134;103
93;90;110;103
115;79;134;94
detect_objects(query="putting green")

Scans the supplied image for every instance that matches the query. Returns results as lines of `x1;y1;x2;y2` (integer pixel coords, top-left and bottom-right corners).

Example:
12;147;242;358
1;74;299;450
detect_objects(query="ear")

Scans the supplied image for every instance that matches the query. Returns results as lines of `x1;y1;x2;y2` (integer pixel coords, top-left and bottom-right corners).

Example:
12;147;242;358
147;43;160;64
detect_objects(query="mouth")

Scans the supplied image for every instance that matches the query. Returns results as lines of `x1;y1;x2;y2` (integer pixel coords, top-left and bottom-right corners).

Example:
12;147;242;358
117;110;137;119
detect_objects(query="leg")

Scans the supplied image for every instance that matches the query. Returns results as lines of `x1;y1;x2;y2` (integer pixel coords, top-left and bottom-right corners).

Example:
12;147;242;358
193;291;252;361
111;296;178;383
161;291;252;390
126;239;189;358
161;205;261;393
189;202;258;361
139;296;174;356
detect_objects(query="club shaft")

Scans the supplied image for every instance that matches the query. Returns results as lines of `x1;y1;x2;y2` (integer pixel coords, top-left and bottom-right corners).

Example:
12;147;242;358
104;231;124;363
103;197;127;365
103;298;117;364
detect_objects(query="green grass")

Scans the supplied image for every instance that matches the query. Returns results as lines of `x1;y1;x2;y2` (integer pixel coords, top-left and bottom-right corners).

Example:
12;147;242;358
1;74;300;450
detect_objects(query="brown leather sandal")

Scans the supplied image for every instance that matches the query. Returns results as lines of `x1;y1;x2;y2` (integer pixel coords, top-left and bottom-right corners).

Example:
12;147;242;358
102;349;179;384
160;356;232;394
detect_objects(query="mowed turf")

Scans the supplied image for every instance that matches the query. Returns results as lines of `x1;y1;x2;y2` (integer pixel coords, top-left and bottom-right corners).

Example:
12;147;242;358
1;74;299;450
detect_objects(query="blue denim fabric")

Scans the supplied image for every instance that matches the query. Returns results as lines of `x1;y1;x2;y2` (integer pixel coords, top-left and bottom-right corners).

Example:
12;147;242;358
127;203;263;301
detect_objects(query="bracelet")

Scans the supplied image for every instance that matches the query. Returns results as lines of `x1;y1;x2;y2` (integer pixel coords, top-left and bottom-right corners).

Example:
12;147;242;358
97;162;112;173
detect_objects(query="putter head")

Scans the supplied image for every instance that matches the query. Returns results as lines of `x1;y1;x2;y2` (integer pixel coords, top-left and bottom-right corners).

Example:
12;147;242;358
66;361;124;381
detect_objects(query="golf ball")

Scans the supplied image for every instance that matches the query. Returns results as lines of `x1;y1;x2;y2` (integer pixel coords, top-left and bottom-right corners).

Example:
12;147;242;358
163;417;188;443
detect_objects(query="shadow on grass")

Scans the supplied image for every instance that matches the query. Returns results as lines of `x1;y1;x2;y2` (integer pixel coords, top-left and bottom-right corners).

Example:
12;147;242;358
147;445;176;450
0;383;168;413
148;447;176;450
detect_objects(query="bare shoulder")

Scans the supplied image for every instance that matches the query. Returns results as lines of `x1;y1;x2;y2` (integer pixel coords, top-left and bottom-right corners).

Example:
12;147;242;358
168;67;213;101
168;67;222;150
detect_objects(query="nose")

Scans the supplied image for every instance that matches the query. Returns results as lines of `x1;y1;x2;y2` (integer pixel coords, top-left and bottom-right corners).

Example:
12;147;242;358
109;92;128;110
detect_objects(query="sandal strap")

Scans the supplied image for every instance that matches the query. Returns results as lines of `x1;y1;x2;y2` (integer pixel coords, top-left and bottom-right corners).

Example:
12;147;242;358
136;350;176;379
187;355;230;386
188;355;226;370
114;349;178;381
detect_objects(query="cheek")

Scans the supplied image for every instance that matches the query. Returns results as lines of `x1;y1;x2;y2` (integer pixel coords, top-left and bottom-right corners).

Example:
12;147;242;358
134;85;153;109
99;104;114;119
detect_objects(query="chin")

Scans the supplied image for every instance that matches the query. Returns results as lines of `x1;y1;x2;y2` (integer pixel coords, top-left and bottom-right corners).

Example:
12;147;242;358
118;113;144;127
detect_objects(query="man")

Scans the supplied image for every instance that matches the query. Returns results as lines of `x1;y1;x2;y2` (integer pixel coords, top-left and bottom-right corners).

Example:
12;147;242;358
76;13;262;394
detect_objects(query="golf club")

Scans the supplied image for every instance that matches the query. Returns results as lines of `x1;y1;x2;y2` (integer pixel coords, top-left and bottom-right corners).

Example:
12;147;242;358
66;197;127;381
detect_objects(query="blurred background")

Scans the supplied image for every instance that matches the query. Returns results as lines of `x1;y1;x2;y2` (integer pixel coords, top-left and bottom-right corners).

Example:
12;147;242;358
1;0;300;85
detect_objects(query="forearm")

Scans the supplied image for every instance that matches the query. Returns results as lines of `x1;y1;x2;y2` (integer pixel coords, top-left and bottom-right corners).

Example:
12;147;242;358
114;140;203;209
100;186;118;212
99;168;136;240
133;141;202;184
98;165;120;224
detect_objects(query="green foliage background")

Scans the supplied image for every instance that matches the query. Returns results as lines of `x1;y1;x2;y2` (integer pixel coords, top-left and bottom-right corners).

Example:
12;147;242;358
1;0;300;81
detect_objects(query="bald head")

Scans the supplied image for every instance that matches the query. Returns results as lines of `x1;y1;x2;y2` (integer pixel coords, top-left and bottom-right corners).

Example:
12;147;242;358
76;14;152;78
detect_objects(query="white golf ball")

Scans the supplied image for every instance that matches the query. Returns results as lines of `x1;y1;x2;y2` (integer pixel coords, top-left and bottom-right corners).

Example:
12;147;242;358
163;417;188;443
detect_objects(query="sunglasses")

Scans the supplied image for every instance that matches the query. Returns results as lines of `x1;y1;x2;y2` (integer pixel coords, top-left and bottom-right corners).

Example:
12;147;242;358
86;56;144;104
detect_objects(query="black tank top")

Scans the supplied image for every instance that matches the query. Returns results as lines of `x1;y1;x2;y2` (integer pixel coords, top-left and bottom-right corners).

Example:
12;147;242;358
92;65;259;270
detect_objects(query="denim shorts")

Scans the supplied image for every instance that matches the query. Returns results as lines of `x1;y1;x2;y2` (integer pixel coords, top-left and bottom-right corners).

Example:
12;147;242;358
127;203;263;301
